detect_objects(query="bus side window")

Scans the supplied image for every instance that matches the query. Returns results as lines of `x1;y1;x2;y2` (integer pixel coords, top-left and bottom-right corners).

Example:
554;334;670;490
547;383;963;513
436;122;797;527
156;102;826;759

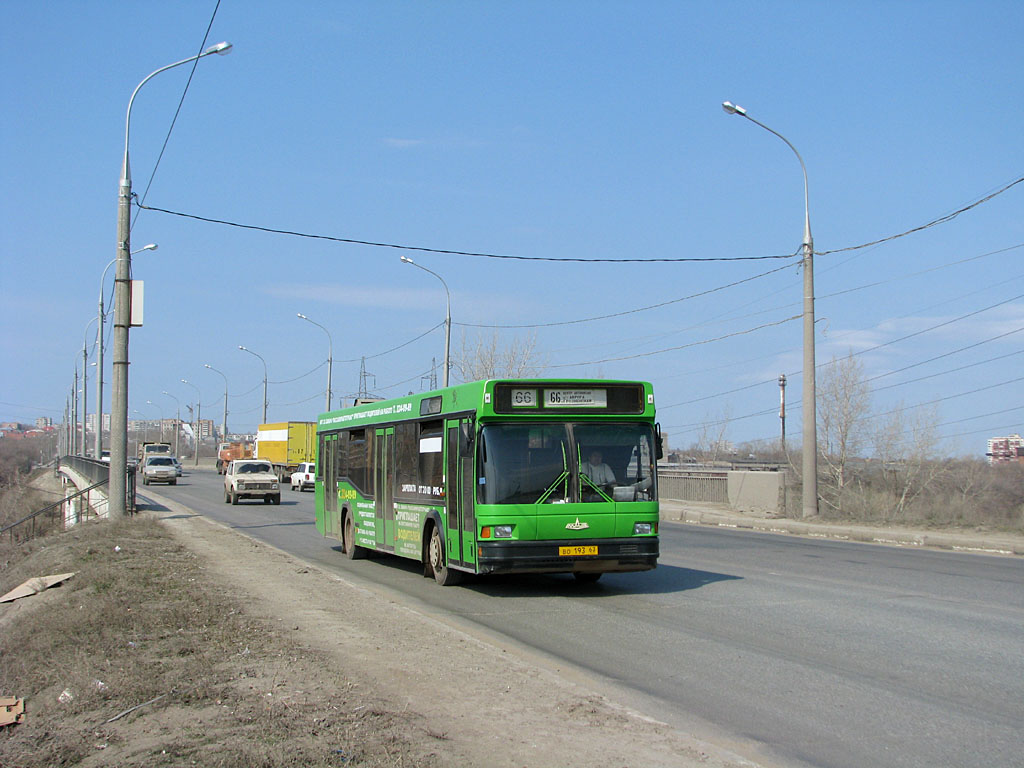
395;421;418;494
347;429;368;494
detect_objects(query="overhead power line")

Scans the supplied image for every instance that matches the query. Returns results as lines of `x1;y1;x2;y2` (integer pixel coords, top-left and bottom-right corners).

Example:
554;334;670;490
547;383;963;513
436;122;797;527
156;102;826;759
135;173;1020;263
131;0;223;230
816;176;1024;255
133;200;795;263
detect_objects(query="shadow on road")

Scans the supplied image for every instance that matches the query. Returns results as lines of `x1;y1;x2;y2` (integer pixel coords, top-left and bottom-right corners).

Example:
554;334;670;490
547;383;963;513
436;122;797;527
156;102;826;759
330;547;741;597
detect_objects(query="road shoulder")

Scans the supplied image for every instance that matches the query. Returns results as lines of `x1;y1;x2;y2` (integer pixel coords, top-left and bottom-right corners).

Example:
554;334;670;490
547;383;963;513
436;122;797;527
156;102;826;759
147;495;755;768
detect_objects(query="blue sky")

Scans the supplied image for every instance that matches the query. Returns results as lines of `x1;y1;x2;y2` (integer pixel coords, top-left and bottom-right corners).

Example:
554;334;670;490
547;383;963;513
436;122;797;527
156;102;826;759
2;1;1022;457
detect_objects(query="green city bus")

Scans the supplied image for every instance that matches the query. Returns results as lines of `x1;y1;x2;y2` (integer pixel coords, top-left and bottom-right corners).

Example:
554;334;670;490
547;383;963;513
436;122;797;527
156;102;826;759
314;379;660;585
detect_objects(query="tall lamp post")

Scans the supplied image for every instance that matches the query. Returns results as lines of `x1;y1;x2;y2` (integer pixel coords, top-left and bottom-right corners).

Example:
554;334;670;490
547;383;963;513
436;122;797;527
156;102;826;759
180;379;202;467
109;42;232;519
145;399;164;442
400;256;451;387
97;244;156;459
722;101;817;518
81;317;98;456
161;391;181;457
297;313;333;411
203;363;230;442
238;346;268;424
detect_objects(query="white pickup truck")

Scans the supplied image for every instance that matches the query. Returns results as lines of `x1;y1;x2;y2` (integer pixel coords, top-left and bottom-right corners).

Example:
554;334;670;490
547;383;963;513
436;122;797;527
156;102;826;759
290;462;315;492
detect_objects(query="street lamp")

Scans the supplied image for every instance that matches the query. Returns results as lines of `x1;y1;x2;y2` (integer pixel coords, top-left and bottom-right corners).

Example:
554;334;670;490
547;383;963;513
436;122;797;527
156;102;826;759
81;316;98;456
109;42;232;519
162;391;181;457
97;243;156;459
238;346;268;424
146;399;164;442
722;100;818;518
180;379;202;467
203;363;229;443
400;256;451;387
297;313;333;411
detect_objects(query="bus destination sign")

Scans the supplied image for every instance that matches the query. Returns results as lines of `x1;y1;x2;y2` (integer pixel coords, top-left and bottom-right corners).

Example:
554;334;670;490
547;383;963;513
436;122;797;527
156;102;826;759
544;388;607;408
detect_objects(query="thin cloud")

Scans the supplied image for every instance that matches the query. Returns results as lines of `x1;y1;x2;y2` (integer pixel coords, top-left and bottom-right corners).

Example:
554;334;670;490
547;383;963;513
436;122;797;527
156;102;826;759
382;138;425;149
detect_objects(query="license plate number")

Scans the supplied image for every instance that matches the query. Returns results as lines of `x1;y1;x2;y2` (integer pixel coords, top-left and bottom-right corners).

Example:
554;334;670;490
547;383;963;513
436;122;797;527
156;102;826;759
559;545;598;557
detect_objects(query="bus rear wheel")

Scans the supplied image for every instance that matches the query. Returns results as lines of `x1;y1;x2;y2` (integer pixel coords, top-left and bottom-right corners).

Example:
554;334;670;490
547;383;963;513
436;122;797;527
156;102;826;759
428;525;463;586
343;512;367;560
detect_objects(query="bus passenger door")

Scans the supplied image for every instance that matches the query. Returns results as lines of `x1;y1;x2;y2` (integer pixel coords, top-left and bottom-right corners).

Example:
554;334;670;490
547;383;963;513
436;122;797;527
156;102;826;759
323;434;338;536
374;427;394;551
444;417;476;569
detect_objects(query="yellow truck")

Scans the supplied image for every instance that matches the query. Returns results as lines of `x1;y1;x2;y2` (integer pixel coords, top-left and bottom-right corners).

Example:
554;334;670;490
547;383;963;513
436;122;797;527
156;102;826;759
254;422;316;481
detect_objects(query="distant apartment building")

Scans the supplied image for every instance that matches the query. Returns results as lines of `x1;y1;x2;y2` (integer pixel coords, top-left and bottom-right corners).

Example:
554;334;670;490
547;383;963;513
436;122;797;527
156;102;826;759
986;434;1023;465
36;417;53;428
86;413;111;432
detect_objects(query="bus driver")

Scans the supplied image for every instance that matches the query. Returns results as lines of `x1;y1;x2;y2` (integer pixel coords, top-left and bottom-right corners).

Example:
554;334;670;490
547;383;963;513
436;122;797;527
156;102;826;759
580;450;616;487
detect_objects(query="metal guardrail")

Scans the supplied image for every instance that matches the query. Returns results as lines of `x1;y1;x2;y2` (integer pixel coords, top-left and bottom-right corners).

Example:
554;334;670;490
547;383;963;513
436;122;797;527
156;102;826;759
59;455;136;514
1;479;106;542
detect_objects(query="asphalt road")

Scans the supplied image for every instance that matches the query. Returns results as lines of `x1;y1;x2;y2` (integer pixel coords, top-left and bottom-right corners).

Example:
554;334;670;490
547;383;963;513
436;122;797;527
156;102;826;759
145;470;1024;768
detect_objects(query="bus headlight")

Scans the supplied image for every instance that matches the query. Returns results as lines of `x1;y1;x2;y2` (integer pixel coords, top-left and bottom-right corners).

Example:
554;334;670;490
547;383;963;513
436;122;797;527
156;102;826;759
633;522;653;535
494;525;514;538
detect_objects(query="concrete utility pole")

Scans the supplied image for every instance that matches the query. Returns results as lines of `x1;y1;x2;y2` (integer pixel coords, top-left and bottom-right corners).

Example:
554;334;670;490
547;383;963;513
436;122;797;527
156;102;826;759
400;256;451;387
779;373;787;454
181;379;201;467
238;346;268;424
162;391;181;457
71;366;79;455
204;364;230;442
723;101;818;518
297;313;333;412
109;43;232;519
97;245;156;460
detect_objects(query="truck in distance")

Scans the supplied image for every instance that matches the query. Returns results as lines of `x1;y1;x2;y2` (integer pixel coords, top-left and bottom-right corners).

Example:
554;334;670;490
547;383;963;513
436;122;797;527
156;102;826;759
255;422;316;481
138;442;171;461
216;441;253;474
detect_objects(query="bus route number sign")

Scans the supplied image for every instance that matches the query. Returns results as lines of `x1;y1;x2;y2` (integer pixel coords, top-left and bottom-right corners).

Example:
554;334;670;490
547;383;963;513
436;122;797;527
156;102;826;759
510;389;538;407
544;388;607;408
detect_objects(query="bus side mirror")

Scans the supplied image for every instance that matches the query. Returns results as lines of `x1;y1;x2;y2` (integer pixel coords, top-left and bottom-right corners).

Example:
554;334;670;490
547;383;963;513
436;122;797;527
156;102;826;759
655;423;664;461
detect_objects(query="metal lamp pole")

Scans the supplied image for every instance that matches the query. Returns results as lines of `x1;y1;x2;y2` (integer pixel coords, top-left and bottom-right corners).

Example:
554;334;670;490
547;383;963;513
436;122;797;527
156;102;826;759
297;313;333;411
180;379;202;467
161;391;181;457
109;42;232;519
238;346;268;424
97;244;156;459
722;101;818;518
81;316;98;456
204;363;229;442
145;399;164;442
400;256;451;387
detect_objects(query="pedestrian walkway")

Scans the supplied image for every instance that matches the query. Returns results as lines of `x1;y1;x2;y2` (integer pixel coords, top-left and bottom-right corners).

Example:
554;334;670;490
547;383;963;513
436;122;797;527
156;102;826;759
660;499;1024;556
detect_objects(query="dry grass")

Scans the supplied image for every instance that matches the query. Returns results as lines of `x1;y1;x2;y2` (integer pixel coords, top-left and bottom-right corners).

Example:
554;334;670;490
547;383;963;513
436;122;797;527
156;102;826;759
0;515;439;767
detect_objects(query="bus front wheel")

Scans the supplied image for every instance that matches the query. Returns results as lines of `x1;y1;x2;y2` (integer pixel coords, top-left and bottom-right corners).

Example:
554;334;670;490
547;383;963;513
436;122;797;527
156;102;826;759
428;526;463;586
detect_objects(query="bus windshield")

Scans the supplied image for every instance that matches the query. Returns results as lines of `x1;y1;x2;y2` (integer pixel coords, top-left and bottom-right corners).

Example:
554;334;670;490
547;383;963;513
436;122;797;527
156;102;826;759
478;422;657;505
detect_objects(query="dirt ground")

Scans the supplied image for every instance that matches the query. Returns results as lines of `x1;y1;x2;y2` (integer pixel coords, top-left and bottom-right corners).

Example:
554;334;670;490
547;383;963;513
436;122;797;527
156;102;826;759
142;493;753;768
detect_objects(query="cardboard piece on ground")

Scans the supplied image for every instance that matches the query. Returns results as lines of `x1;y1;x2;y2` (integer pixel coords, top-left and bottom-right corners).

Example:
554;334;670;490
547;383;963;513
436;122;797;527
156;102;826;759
0;697;25;726
0;572;77;603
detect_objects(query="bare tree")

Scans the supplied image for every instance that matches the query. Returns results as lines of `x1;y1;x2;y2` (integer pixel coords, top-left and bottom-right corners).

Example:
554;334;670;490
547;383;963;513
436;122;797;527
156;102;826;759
873;402;944;519
453;330;546;382
694;407;733;464
817;352;871;513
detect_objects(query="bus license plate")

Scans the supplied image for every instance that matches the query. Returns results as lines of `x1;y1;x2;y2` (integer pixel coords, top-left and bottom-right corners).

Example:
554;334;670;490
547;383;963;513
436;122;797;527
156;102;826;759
559;545;598;557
